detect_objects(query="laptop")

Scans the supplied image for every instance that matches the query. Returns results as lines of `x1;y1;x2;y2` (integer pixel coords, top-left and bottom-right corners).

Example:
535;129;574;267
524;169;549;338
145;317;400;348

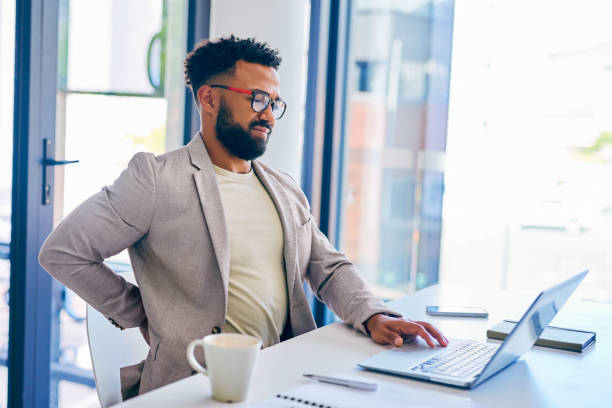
358;270;588;388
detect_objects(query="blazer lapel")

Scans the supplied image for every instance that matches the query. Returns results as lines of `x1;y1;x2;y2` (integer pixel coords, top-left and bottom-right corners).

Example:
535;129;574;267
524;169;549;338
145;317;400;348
187;134;230;296
253;161;297;296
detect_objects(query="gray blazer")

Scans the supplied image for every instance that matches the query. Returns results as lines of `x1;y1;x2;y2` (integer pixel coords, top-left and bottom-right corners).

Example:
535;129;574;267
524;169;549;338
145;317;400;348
39;134;399;398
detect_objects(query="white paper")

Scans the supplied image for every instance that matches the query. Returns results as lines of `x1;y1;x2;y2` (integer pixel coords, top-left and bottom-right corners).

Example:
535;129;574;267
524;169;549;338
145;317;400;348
249;373;482;408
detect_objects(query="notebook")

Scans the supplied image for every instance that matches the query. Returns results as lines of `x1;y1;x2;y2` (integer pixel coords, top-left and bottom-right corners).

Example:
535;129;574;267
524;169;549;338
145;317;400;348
249;373;481;407
487;320;595;352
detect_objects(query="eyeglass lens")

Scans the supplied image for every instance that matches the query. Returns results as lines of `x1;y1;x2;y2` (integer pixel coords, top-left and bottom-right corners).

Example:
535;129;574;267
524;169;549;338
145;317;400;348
252;92;286;119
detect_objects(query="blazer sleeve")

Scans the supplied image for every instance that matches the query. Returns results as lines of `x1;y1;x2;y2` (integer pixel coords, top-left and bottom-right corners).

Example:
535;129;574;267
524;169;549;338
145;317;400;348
306;219;402;335
38;152;157;329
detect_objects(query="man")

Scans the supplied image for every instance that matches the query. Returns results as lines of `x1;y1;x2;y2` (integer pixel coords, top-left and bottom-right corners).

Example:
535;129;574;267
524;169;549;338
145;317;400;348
39;36;447;399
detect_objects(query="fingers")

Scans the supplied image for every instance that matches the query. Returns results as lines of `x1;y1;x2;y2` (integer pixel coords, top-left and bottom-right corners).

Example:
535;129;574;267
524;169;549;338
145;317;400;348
368;317;449;348
415;321;448;347
396;322;436;348
369;322;404;347
390;321;448;348
371;327;404;347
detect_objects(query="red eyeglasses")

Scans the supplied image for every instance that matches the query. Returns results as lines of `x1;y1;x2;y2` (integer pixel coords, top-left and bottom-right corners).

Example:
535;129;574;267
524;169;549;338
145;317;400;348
209;84;287;119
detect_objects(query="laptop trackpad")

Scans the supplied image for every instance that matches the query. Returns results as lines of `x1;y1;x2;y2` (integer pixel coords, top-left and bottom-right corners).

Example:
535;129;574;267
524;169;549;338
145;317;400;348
359;338;456;372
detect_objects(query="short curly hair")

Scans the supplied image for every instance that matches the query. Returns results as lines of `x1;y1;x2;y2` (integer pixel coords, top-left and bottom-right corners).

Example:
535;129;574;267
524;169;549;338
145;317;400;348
184;35;282;102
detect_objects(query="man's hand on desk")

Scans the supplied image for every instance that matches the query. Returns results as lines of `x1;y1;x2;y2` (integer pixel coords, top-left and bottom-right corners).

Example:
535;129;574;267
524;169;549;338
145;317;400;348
365;314;448;348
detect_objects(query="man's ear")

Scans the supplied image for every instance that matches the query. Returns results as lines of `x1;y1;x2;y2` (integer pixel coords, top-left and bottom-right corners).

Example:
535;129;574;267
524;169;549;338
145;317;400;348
197;86;216;114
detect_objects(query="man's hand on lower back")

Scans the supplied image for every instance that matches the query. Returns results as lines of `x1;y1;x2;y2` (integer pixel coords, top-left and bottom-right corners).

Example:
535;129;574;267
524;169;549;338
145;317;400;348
365;313;448;348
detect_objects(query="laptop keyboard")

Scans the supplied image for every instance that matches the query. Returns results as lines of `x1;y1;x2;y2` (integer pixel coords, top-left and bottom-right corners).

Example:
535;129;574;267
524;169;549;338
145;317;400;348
411;341;500;378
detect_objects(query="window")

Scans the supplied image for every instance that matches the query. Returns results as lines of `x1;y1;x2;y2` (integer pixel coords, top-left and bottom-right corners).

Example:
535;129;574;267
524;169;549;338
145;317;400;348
442;0;612;301
336;0;454;299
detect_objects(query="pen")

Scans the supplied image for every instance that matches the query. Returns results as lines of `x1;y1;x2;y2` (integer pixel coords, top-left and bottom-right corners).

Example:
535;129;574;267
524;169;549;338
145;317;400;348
303;374;378;391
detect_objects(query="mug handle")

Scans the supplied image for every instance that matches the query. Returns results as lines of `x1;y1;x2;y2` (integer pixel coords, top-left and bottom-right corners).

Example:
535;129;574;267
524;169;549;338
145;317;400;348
186;339;207;375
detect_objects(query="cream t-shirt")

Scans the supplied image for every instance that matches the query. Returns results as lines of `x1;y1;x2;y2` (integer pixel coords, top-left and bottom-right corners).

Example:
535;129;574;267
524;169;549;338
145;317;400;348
213;164;288;347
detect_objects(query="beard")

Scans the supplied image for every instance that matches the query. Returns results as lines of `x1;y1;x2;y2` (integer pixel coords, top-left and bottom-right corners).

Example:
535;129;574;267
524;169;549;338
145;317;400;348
215;99;272;161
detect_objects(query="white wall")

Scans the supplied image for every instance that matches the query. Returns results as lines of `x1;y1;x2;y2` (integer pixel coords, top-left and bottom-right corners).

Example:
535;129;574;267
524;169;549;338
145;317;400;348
209;0;310;182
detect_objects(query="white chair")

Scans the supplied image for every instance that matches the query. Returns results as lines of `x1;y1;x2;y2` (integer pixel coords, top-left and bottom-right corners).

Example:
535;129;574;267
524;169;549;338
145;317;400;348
86;272;149;408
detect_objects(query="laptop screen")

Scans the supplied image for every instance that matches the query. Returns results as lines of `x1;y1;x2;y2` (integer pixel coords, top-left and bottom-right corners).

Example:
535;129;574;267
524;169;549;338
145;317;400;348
473;270;588;386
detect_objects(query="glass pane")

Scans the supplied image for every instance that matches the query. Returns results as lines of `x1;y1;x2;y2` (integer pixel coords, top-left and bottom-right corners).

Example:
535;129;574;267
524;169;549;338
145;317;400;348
58;380;99;407
63;0;163;94
442;0;612;301
338;0;454;299
0;1;15;406
50;1;187;406
60;94;168;217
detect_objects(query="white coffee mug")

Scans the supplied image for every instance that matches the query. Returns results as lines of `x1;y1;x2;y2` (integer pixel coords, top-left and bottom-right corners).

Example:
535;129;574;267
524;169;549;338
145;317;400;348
186;333;262;402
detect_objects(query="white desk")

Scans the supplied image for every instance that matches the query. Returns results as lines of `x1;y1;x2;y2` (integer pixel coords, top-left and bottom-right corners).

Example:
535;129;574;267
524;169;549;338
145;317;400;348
116;284;612;407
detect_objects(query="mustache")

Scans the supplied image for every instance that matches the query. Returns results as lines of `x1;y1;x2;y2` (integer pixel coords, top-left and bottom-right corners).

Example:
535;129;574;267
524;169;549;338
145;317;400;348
250;121;272;131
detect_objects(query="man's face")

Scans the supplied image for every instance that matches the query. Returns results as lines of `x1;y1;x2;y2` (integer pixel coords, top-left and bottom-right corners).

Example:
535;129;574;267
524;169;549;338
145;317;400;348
213;61;281;161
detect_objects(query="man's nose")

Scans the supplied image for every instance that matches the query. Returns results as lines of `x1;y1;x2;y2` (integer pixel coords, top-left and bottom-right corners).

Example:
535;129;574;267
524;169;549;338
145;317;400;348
258;103;276;127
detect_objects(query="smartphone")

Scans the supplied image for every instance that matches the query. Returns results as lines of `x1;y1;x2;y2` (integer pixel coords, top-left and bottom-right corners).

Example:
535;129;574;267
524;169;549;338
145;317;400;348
425;306;488;318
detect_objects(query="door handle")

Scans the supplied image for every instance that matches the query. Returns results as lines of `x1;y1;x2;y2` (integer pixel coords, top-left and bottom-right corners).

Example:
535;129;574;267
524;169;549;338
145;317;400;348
44;159;79;166
42;138;79;205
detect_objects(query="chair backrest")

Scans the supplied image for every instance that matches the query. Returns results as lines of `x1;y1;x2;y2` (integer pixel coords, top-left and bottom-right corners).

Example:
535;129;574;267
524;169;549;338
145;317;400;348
86;272;149;408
